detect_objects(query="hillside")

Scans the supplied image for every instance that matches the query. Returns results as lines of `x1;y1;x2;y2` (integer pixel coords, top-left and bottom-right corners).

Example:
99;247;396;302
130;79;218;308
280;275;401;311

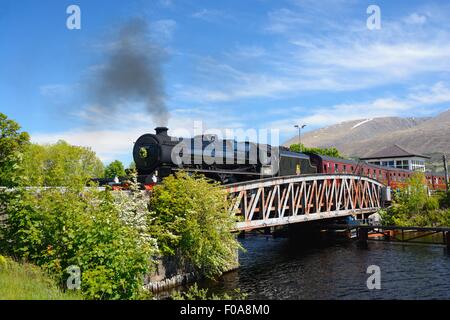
284;109;450;172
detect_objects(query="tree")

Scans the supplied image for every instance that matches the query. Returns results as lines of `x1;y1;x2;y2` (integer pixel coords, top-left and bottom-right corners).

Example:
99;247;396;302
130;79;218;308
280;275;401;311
128;161;136;170
0;113;30;187
148;171;242;279
21;140;104;187
384;172;442;226
104;160;126;179
290;143;343;158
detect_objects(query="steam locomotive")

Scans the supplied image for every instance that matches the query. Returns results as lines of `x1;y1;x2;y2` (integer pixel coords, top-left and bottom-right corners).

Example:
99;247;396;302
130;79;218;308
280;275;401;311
133;127;447;190
133;127;317;185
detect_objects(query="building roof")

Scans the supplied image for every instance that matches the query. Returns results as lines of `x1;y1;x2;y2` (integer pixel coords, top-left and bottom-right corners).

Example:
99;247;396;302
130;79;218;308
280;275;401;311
360;144;431;160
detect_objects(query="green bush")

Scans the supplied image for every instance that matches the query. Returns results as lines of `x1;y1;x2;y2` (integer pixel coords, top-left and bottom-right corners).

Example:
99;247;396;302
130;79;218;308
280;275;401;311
0;112;30;187
384;172;450;227
437;190;450;208
21;141;104;187
171;283;247;300
104;160;126;179
290;143;343;158
0;186;157;300
148;171;242;279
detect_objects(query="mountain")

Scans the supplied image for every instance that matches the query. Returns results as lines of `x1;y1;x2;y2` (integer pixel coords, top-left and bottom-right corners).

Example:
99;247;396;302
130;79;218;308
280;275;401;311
283;109;450;172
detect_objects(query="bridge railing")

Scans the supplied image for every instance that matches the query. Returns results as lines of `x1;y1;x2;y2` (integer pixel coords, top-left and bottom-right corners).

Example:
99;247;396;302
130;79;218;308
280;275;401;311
225;174;385;231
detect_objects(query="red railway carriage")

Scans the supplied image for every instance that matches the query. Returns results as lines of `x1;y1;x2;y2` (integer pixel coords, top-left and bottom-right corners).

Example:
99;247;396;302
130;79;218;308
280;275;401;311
426;173;448;190
308;153;445;191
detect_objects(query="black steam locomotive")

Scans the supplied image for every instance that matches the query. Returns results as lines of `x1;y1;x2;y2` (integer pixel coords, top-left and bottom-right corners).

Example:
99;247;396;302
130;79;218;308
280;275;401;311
133;127;317;185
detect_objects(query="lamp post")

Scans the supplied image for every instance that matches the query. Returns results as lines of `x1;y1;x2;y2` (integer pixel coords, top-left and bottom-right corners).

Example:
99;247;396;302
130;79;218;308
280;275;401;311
444;154;449;192
294;124;306;152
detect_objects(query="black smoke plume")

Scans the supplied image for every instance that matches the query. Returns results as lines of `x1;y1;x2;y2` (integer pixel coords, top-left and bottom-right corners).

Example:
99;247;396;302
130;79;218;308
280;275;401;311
89;17;169;125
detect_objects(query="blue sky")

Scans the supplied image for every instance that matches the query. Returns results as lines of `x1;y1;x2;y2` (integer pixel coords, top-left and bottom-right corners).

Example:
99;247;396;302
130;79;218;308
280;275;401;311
2;0;450;165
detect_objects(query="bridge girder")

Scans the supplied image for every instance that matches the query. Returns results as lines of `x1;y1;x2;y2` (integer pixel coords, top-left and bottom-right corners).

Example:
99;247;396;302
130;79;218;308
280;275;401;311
225;174;385;231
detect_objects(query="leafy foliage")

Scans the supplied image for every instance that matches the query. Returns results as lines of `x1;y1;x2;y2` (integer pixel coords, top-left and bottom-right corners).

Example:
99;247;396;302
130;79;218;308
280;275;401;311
0;185;157;300
104;160;126;179
289;143;343;158
171;283;247;300
437;190;450;209
21;141;104;187
382;172;450;227
0;113;30;187
149;172;242;279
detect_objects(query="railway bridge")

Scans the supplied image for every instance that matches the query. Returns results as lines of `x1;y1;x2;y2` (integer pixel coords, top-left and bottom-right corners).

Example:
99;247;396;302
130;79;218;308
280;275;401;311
225;174;388;232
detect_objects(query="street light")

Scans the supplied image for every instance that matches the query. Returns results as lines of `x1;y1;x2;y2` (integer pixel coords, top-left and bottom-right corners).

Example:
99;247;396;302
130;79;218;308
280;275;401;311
294;124;306;152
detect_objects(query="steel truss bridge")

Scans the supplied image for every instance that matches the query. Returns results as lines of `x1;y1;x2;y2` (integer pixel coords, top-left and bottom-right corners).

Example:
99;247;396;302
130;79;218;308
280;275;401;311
225;174;387;231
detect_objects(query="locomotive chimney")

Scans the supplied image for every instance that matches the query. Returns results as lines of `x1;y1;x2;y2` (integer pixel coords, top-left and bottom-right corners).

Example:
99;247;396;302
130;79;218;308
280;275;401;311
155;127;169;136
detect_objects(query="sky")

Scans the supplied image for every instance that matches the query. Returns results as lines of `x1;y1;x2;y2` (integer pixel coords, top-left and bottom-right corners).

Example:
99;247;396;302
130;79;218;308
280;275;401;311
2;0;450;165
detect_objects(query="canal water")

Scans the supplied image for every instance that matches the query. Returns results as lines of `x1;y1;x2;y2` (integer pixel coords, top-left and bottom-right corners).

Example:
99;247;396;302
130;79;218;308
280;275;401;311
199;234;450;299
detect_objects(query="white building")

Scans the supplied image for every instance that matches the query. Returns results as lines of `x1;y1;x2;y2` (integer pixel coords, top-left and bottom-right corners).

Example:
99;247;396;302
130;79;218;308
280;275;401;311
360;144;430;172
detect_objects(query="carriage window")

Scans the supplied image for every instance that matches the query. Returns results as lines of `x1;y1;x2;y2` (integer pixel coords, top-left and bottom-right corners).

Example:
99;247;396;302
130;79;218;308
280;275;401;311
334;164;339;172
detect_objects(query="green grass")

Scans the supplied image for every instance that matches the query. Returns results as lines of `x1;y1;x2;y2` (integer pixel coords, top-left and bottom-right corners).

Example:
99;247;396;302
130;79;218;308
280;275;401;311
0;256;82;300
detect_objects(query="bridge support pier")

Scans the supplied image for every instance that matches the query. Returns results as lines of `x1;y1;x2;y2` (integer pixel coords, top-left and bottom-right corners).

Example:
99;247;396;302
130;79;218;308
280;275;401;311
446;232;450;251
287;222;327;245
357;227;368;248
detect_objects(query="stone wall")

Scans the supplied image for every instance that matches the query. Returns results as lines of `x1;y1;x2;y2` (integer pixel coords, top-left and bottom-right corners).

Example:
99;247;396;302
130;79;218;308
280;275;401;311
144;250;240;293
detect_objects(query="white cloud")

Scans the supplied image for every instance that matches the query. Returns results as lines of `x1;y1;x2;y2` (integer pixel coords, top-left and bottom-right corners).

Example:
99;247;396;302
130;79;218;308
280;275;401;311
408;82;450;105
151;19;177;41
39;84;74;98
32;129;139;163
174;3;450;105
404;13;427;25
191;9;229;22
265;82;450;132
265;8;309;33
232;45;267;59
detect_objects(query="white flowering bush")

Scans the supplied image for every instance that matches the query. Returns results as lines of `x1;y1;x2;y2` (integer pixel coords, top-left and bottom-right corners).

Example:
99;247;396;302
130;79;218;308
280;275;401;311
113;172;157;249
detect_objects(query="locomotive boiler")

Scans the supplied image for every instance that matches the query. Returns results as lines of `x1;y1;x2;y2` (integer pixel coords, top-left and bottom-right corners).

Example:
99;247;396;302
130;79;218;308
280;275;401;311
133;127;318;184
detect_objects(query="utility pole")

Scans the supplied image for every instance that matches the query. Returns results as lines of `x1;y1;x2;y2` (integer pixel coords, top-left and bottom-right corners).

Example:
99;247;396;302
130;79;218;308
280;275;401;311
444;154;449;192
294;124;306;152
